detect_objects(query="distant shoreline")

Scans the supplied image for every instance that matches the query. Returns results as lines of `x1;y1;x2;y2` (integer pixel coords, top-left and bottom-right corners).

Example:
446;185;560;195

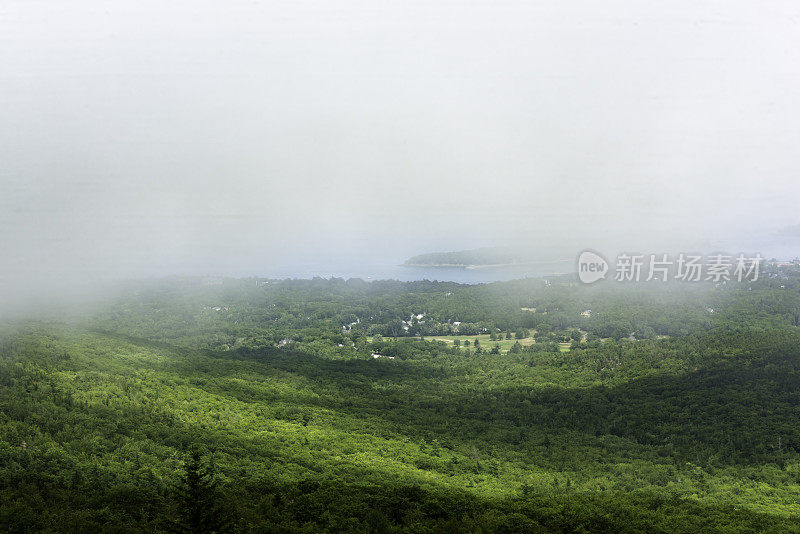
402;259;572;270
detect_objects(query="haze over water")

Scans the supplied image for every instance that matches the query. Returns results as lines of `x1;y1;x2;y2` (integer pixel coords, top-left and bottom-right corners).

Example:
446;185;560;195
2;0;800;306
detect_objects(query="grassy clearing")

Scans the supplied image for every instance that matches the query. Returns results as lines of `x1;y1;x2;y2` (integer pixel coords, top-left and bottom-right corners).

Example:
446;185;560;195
368;334;572;354
427;334;535;352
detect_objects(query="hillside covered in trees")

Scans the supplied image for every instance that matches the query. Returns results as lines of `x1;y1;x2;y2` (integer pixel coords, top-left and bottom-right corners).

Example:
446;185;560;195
2;263;800;532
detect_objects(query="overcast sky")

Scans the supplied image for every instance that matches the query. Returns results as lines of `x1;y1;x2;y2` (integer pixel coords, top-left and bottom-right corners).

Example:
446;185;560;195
2;0;800;300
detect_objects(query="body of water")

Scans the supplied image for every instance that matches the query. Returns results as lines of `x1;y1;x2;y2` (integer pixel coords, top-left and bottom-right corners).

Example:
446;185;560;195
262;259;574;284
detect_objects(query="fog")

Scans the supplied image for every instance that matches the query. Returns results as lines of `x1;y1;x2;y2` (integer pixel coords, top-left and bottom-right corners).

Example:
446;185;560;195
2;1;800;310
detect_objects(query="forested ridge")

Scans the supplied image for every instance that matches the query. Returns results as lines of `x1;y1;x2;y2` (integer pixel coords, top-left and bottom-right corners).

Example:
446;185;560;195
2;264;800;532
403;247;534;266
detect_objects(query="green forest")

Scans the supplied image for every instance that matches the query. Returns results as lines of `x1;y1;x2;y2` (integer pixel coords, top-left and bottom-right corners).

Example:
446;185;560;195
2;263;800;532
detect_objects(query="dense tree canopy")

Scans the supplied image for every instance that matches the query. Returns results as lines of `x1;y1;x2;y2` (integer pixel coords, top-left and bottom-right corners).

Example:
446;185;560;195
1;263;800;531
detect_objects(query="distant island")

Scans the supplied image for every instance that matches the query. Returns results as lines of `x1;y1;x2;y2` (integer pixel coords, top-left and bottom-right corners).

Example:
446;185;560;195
403;247;555;269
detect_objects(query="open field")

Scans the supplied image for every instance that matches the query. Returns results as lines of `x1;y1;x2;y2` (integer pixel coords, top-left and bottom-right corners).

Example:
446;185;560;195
370;334;573;353
428;334;535;352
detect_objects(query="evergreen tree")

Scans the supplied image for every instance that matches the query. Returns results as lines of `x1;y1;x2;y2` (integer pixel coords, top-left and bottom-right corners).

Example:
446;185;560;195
171;449;230;533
